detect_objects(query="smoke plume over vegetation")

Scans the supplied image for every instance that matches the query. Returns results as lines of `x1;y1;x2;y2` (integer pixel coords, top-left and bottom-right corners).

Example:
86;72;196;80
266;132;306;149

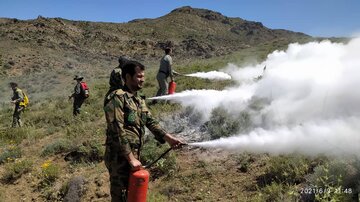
184;71;232;80
164;38;360;157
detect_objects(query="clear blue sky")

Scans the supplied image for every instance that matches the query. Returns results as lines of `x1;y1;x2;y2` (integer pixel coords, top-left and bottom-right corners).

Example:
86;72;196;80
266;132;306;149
1;0;359;37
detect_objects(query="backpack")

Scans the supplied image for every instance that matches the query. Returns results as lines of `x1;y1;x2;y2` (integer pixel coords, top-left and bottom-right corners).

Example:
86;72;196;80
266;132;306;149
19;91;29;108
80;82;89;98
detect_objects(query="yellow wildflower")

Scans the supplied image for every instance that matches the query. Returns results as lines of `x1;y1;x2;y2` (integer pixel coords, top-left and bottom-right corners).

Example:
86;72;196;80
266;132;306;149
41;160;52;169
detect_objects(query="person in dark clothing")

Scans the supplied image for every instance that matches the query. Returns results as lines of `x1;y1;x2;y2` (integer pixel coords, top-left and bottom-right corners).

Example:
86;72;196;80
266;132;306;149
108;56;130;92
104;56;130;107
69;75;86;116
155;47;175;97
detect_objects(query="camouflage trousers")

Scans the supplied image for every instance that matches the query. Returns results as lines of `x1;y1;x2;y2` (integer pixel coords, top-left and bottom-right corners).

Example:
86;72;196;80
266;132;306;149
105;136;140;202
12;105;24;128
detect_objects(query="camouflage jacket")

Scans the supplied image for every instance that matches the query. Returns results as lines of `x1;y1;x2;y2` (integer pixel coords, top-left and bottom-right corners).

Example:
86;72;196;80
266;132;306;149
12;87;24;104
104;87;166;156
109;66;124;92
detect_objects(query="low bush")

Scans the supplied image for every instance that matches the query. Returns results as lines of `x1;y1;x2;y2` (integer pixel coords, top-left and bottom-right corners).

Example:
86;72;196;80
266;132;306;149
147;192;168;202
65;121;87;139
0;145;22;164
258;155;312;187
234;153;255;173
0;127;33;144
39;160;60;188
3;63;12;69
205;107;251;140
306;159;360;201
64;140;104;164
1;159;33;183
256;182;299;202
41;138;76;157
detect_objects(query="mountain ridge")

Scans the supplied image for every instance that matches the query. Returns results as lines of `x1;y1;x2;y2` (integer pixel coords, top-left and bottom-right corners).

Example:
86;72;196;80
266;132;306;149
0;6;311;75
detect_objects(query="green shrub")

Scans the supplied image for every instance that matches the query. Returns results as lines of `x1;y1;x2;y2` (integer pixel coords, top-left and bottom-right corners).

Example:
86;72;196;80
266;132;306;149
147;192;168;202
206;107;251;140
3;63;12;69
0;127;33;144
77;140;104;162
307;159;360;201
41;179;70;201
64;140;104;164
258;155;311;186
1;159;33;183
41;139;75;157
0;145;22;164
256;182;299;202
39;160;60;187
28;101;72;128
64;120;89;139
234;153;255;173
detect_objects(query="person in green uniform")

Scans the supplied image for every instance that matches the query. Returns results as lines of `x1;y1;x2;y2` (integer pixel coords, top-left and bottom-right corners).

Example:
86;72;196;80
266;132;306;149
10;82;25;127
107;56;130;94
104;60;184;202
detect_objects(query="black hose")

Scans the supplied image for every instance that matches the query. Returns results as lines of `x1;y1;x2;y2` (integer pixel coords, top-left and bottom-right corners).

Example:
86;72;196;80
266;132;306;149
143;147;173;169
143;143;188;169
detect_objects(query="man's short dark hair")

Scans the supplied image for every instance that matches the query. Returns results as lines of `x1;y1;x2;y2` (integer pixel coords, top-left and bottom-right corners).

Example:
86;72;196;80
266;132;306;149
9;82;18;87
165;47;172;54
121;61;145;81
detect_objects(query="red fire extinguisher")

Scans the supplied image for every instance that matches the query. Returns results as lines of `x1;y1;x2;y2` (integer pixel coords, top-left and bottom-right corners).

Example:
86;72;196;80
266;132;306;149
168;81;176;94
127;169;150;202
127;147;179;202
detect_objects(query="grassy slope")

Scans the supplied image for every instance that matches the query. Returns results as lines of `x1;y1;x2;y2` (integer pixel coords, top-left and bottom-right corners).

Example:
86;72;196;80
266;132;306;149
0;42;290;201
0;45;274;200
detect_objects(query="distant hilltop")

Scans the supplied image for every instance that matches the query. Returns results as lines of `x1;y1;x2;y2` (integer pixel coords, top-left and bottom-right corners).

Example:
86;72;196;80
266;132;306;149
0;6;311;75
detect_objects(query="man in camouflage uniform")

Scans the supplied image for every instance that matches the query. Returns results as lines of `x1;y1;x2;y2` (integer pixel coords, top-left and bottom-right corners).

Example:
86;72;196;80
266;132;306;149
105;56;130;102
10;82;24;127
104;55;130;109
69;75;86;116
104;61;183;202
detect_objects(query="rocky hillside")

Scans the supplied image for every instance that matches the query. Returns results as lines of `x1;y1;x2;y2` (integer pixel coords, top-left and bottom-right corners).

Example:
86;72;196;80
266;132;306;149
0;6;311;76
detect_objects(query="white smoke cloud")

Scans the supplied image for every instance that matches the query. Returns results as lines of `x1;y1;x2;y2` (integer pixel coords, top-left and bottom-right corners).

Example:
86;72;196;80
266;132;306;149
161;38;360;156
184;71;232;80
148;87;255;120
189;117;360;157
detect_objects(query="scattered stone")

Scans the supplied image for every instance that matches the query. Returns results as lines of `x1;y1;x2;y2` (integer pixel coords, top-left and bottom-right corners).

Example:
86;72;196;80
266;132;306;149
94;177;103;187
63;176;86;202
95;188;109;198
